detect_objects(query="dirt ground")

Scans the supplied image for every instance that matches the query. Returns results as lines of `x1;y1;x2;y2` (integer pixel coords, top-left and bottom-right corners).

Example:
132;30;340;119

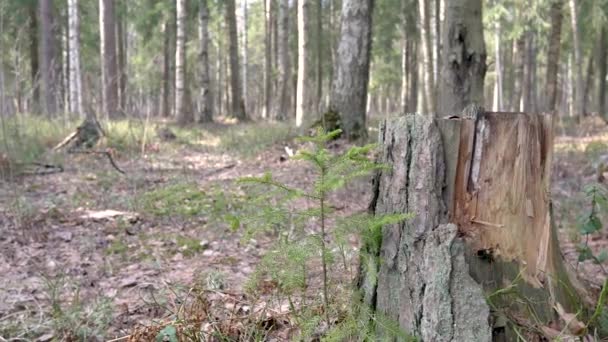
1;118;608;341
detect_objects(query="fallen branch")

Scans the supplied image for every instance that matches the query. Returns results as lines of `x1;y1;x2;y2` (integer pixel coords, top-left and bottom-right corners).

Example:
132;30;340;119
70;149;126;174
21;162;64;176
53;130;78;151
201;163;236;178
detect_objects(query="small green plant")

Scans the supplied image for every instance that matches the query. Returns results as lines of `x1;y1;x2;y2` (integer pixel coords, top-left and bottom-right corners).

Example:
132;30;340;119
576;184;608;270
175;235;206;257
105;239;129;256
238;128;409;339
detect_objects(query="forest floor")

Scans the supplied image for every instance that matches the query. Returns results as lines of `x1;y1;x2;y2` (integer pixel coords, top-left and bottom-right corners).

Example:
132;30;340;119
0;120;370;341
1;116;608;341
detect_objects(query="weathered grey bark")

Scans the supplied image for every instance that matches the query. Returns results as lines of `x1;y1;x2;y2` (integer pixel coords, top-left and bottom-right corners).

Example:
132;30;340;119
68;0;84;118
362;109;588;341
29;2;40;114
569;0;584;116
598;27;607;120
198;0;212;123
546;0;563;113
419;0;435;113
362;114;491;341
100;0;119;118
40;0;57;116
296;0;314;127
328;0;373;140
226;0;247;120
437;0;486;116
273;0;290;120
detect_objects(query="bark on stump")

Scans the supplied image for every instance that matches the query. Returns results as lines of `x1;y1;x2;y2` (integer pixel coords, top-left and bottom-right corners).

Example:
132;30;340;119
361;111;590;341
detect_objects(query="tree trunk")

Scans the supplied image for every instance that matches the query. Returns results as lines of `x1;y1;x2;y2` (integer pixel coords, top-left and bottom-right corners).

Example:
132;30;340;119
419;0;435;113
327;0;373;140
522;31;534;112
40;0;57;116
116;3;127;113
100;0;119;119
434;0;441;83
583;54;594;115
68;0;84;118
161;17;173;118
175;0;192;124
315;0;322;111
493;19;503;111
569;0;584;116
361;109;588;341
296;0;314;127
274;0;290;120
227;0;247;121
401;0;418;114
510;36;525;112
437;0;486;116
242;0;248;114
198;0;213;123
598;27;607;120
263;0;272;119
546;0;563;113
30;2;40;114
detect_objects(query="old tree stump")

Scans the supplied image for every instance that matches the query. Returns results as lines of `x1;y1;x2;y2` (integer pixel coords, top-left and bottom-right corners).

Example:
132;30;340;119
360;110;596;341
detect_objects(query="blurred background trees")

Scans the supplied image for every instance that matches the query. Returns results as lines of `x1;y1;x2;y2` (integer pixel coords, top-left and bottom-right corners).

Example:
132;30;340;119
0;0;607;131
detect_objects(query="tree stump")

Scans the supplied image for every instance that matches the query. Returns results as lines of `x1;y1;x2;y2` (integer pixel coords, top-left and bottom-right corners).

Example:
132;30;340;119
360;110;591;341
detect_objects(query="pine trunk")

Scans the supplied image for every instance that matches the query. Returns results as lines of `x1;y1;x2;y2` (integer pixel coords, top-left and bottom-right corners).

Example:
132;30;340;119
227;0;247;121
510;37;525;112
328;0;373;140
493;19;503;111
198;0;213;123
419;0;435;113
175;0;192;124
437;0;485;116
67;0;84;118
546;0;563;113
296;0;314;127
161;17;173;118
263;0;272;119
100;0;119;118
40;0;57;116
30;2;40;114
598;27;607;120
569;0;584;116
274;0;290;120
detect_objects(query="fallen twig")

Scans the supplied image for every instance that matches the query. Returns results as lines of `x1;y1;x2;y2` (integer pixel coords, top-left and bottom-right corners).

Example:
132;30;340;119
70;149;126;174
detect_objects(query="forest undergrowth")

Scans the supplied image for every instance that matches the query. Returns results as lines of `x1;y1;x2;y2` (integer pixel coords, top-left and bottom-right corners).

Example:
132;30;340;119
1;116;608;340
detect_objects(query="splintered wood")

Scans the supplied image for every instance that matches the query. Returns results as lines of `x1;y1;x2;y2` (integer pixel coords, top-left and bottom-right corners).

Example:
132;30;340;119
450;112;554;286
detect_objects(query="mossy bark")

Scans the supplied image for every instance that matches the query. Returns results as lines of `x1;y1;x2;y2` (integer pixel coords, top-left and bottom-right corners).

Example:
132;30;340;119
361;112;590;341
